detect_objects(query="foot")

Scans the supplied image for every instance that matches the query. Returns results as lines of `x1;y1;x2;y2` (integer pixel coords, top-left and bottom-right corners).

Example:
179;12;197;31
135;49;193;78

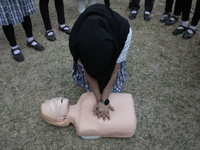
160;13;171;23
165;15;178;25
182;28;196;39
129;10;137;20
27;40;44;51
172;25;188;35
59;25;71;35
45;30;56;41
11;48;25;62
144;14;151;21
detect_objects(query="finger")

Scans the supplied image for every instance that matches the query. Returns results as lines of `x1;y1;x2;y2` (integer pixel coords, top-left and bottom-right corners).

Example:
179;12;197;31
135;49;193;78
106;111;110;120
94;110;97;116
93;105;97;112
102;115;106;121
108;105;115;111
98;112;101;119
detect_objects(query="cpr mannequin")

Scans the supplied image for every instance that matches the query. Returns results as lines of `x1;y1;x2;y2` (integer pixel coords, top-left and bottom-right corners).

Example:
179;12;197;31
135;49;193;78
41;92;137;139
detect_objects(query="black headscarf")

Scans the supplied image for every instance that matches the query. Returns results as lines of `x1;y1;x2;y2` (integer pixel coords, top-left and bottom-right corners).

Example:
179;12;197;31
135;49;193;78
69;4;130;93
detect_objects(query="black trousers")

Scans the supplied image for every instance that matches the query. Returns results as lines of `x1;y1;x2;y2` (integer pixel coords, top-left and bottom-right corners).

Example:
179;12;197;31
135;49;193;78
130;0;154;13
104;0;110;6
39;0;65;31
191;0;200;26
2;16;33;46
181;0;193;21
164;0;182;16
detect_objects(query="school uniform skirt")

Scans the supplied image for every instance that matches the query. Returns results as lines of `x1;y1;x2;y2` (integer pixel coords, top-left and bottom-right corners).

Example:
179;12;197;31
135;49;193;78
0;0;36;26
72;61;127;93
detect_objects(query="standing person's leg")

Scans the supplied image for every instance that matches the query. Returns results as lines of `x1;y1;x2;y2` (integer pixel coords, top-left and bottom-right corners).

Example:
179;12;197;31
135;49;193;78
55;0;71;35
144;0;154;21
39;0;52;31
172;0;192;35
183;0;200;39
76;0;86;14
165;0;182;25
2;25;24;62
22;16;44;51
104;0;110;6
39;0;56;41
129;0;140;20
173;0;182;16
160;0;174;22
190;0;200;26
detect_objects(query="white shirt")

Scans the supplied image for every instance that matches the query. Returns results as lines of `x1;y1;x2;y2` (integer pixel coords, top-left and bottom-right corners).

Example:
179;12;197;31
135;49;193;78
117;27;132;63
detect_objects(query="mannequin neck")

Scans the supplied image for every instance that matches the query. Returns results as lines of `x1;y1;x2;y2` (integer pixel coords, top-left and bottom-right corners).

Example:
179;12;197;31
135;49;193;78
67;104;80;125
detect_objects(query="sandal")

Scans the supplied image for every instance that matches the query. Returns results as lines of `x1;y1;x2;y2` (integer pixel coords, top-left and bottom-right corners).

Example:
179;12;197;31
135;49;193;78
165;15;178;25
45;30;56;41
27;40;44;51
59;25;71;35
160;13;171;23
172;25;188;35
182;28;196;39
11;48;25;62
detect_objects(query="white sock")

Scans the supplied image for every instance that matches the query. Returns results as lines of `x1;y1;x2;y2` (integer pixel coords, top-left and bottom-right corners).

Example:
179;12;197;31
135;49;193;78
11;45;20;54
170;15;177;21
187;25;196;34
163;14;169;17
46;30;54;36
27;37;37;46
189;25;196;31
131;10;137;14
11;45;19;50
177;21;188;29
145;11;150;15
60;24;69;30
182;21;189;27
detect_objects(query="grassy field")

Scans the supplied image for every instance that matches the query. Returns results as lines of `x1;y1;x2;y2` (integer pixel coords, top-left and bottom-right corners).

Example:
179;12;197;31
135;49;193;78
0;0;199;149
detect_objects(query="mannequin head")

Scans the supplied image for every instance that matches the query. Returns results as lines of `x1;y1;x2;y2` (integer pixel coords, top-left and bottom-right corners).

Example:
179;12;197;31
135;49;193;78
41;97;70;127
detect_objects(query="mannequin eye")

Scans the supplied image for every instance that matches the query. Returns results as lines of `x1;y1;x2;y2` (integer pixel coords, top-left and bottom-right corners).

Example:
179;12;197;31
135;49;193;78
61;99;63;103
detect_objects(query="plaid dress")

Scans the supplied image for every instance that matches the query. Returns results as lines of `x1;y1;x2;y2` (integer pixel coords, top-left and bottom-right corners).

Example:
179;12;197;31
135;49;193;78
0;0;36;26
72;61;127;93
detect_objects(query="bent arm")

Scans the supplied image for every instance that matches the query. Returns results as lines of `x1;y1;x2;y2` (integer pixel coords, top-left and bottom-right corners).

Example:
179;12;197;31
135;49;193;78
84;70;101;102
84;63;120;101
101;63;120;100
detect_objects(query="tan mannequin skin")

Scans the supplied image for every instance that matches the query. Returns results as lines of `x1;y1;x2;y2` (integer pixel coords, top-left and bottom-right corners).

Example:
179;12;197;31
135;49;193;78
41;92;137;139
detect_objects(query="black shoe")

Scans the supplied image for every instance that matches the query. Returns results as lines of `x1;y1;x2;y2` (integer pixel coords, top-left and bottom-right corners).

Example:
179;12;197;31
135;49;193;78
45;30;56;41
144;14;151;21
160;13;171;23
182;28;196;39
27;40;44;51
59;25;71;35
129;11;137;20
165;15;178;25
172;25;188;35
11;48;25;62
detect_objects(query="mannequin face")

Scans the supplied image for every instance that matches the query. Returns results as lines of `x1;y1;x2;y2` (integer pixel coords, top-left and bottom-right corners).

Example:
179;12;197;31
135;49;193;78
43;97;69;118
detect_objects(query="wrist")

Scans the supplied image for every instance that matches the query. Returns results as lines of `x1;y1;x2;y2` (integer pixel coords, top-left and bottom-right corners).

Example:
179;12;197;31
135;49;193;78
100;99;110;105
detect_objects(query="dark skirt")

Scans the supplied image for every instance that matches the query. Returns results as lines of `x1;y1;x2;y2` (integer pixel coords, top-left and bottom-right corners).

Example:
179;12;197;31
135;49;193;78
72;61;126;93
0;0;36;26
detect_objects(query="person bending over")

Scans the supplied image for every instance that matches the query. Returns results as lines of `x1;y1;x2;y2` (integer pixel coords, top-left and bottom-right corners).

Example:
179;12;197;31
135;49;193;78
69;4;132;121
